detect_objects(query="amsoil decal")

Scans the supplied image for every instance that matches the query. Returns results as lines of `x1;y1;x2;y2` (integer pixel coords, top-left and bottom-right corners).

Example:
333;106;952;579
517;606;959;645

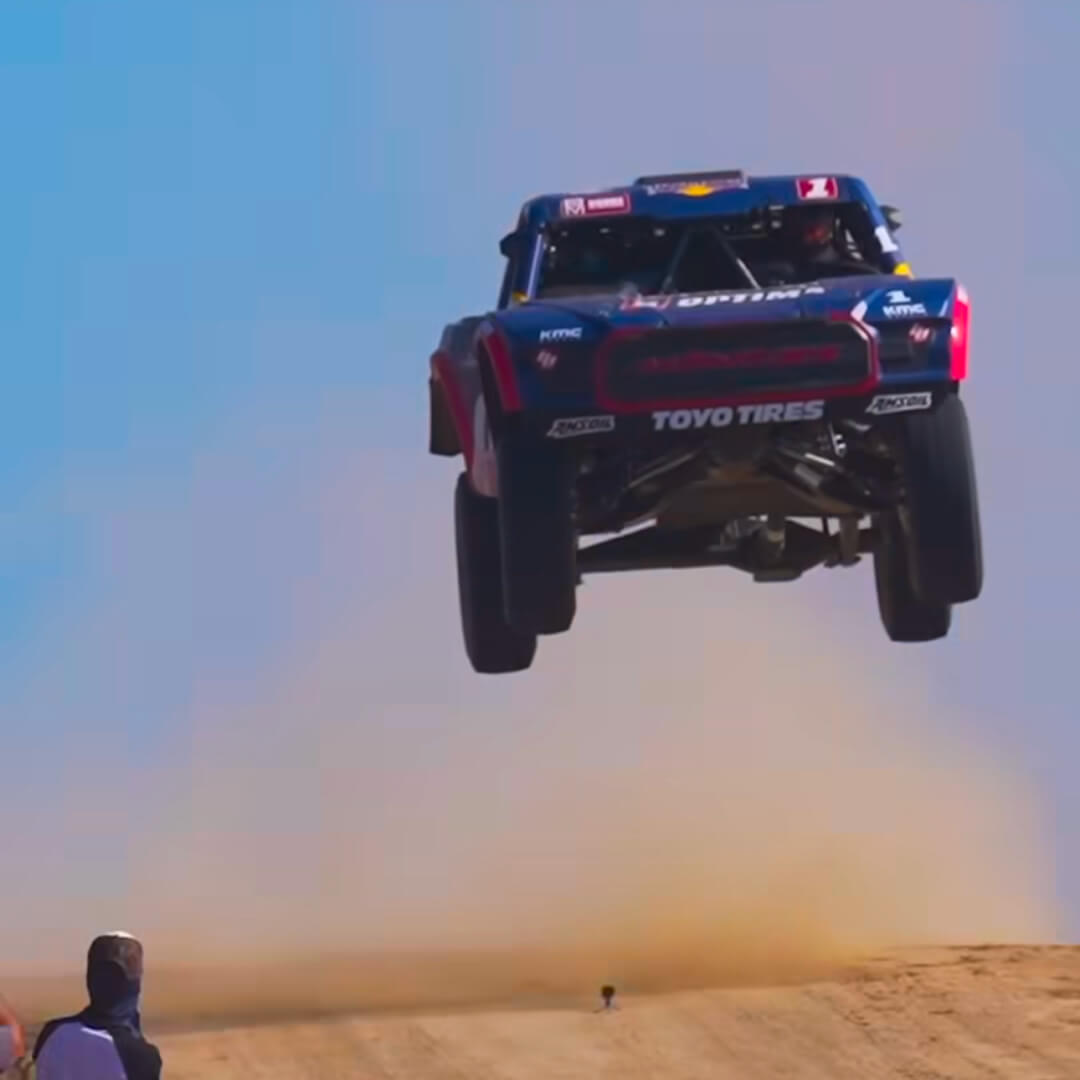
881;288;928;318
796;176;839;200
538;327;583;342
546;415;615;439
620;284;825;311
865;392;933;416
560;193;631;217
652;400;825;431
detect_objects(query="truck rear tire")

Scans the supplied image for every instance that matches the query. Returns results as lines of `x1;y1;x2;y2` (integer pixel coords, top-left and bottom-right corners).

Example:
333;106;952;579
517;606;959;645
496;437;577;635
454;473;537;674
895;393;983;605
874;512;951;642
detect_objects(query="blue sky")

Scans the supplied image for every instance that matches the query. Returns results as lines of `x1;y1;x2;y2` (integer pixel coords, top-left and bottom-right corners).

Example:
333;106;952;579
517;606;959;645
0;0;1077;971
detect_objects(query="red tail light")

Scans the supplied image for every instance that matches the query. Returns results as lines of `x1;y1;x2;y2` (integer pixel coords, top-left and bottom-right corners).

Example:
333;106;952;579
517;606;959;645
950;284;970;380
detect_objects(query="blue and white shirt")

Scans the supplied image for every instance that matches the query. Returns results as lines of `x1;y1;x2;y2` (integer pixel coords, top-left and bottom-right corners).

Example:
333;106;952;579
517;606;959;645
33;1011;161;1080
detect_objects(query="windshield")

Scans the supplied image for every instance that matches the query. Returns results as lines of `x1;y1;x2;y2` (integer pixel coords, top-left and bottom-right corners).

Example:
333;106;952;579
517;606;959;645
534;203;885;300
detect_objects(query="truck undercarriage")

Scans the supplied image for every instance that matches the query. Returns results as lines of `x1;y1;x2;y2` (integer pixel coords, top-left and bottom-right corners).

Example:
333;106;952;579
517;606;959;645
573;414;899;581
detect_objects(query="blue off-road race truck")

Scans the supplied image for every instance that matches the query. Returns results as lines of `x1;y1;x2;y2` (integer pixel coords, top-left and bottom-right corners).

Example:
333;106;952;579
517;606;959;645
428;170;983;673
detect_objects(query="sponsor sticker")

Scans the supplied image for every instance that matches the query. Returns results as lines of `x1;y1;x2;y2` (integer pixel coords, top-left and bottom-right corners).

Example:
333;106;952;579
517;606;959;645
875;223;901;254
909;324;932;344
535;348;559;371
881;288;927;318
538;327;583;342
620;284;825;311
619;293;674;311
652;400;825;431
546;415;616;439
796;176;839;200
674;285;826;307
560;193;631;217
865;392;933;416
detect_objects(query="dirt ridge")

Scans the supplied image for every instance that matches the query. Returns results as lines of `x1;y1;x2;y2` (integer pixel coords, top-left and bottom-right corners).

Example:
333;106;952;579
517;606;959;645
9;945;1079;1078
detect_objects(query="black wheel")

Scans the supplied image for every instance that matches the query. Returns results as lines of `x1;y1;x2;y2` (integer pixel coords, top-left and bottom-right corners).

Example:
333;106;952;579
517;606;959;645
454;472;537;674
873;512;951;642
894;393;983;605
496;436;577;635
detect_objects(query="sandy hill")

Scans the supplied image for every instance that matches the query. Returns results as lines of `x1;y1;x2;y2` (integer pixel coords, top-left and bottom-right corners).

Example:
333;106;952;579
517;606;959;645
12;944;1078;1079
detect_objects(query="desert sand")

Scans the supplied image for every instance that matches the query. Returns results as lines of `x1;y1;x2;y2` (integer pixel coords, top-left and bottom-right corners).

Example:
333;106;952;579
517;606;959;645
8;944;1077;1078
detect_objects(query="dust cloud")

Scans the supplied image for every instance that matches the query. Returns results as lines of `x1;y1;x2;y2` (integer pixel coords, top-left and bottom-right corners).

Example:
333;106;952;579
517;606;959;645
2;409;1059;1024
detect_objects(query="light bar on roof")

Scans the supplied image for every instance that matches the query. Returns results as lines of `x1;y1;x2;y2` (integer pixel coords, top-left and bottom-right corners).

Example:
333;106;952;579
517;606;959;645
633;169;746;186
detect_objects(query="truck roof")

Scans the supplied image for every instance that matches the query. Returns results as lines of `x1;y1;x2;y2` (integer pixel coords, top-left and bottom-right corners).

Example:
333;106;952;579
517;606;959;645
513;171;883;232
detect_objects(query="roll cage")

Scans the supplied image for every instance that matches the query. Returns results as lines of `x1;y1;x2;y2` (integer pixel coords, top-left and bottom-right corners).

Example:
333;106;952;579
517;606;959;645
496;191;905;309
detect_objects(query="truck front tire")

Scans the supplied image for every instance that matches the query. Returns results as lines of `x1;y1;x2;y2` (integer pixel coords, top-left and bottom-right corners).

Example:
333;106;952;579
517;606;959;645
874;511;951;642
496;437;577;635
895;393;983;606
454;473;537;674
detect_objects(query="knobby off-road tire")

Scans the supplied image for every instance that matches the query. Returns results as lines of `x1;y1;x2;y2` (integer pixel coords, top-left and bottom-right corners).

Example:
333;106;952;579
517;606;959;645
894;393;983;605
874;511;951;642
454;472;537;674
496;437;577;635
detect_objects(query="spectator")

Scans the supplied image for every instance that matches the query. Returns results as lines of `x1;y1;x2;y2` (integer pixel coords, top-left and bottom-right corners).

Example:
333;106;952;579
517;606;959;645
0;992;26;1073
34;932;161;1080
